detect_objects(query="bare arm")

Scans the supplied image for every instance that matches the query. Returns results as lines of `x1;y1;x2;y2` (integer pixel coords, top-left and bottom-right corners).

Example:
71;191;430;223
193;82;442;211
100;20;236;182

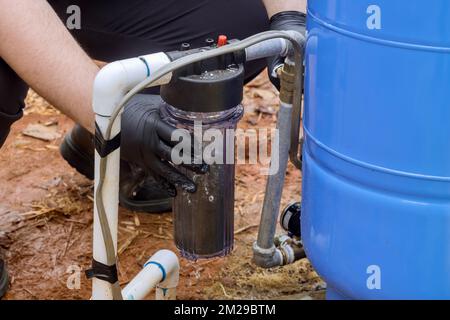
262;0;307;18
0;0;98;133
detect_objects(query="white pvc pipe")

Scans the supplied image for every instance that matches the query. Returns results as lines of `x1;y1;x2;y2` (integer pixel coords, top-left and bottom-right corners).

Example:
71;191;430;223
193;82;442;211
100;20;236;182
122;250;180;300
92;52;171;300
92;123;121;300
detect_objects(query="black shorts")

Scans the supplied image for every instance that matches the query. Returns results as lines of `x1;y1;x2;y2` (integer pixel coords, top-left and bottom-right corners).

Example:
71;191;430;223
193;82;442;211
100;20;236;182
0;0;269;147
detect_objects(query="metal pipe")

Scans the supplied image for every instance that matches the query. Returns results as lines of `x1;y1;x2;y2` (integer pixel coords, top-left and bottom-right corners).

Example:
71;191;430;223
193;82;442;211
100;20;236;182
253;101;293;268
275;235;306;264
253;32;306;268
289;55;304;170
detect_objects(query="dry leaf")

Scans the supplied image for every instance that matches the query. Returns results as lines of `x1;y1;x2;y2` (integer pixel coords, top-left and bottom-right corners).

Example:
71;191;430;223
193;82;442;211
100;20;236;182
134;214;140;227
22;124;61;141
252;88;277;100
256;105;277;115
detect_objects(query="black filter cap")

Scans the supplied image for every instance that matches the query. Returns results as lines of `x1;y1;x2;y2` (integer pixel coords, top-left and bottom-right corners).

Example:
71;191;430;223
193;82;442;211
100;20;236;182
161;44;245;113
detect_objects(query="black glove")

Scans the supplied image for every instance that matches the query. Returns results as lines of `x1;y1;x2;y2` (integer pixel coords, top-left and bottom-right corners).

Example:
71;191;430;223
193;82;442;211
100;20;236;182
268;11;306;90
120;94;207;196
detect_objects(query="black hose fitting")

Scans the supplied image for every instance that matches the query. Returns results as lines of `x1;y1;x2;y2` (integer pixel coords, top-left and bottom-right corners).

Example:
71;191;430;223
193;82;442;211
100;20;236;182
280;202;301;238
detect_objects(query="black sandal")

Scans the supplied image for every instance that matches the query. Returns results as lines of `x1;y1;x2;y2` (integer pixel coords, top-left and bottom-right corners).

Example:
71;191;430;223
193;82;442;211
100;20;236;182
0;259;9;299
60;124;173;213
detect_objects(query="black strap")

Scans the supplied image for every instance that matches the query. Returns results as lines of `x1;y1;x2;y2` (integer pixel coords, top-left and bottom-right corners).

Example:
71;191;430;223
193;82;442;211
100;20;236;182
85;259;119;284
95;122;121;158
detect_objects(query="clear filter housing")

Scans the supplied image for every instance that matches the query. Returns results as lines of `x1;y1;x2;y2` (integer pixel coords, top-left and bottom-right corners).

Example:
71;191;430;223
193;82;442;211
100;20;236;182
161;103;243;260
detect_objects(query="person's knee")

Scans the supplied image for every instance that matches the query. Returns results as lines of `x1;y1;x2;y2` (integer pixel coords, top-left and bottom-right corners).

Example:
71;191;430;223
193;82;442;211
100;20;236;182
224;0;270;38
206;0;269;83
193;0;269;44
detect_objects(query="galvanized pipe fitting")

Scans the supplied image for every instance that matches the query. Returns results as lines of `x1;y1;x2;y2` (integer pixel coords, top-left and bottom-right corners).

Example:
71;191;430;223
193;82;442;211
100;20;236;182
253;34;305;269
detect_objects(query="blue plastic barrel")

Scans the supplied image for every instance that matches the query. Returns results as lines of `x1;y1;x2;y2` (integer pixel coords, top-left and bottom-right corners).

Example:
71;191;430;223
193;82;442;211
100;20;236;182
302;0;450;299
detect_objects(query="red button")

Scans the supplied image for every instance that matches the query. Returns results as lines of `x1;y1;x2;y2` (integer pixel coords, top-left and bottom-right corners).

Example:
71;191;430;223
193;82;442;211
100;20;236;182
217;35;228;47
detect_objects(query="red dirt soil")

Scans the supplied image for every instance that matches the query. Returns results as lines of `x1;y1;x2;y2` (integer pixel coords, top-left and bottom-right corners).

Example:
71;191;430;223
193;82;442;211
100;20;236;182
0;73;324;300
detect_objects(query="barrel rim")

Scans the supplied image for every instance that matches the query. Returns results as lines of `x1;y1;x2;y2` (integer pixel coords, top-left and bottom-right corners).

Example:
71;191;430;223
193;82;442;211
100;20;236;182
308;9;450;53
304;128;450;183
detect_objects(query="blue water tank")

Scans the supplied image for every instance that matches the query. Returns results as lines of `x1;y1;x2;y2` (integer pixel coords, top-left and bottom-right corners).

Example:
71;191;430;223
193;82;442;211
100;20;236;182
302;0;450;299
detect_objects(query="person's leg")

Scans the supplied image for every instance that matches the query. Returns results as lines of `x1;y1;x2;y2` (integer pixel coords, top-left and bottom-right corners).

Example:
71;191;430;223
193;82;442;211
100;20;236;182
49;0;269;82
0;59;28;149
0;258;8;299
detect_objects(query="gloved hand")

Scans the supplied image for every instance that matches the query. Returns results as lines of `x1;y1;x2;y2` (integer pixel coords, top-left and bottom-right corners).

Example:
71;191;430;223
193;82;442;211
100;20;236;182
121;94;207;196
267;11;306;90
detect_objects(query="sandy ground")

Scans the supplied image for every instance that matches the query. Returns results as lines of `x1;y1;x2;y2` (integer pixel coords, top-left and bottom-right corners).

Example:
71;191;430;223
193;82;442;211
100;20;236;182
0;73;325;300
